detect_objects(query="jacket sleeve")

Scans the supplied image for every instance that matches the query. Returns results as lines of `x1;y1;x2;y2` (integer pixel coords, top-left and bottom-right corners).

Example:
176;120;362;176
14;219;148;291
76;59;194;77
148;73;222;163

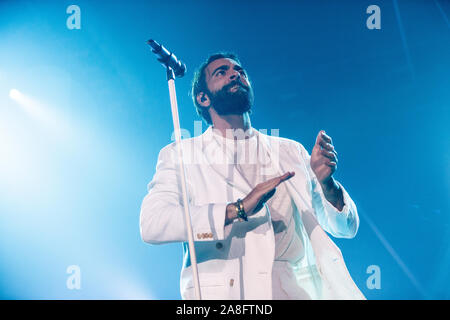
297;142;360;239
140;144;229;245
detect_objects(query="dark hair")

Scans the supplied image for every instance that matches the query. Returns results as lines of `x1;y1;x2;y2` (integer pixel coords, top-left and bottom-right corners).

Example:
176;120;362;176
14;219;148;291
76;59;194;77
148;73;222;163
191;52;241;125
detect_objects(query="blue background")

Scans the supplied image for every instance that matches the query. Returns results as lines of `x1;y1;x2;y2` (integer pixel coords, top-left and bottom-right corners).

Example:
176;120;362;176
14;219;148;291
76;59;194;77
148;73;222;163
0;0;449;299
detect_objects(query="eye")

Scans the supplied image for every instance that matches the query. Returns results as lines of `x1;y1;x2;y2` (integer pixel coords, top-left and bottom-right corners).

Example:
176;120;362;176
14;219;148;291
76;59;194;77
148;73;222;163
239;70;247;77
216;70;225;77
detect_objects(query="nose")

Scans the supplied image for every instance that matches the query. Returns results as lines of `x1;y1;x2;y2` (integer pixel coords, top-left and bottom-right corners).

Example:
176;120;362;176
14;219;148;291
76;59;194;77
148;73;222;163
229;69;241;81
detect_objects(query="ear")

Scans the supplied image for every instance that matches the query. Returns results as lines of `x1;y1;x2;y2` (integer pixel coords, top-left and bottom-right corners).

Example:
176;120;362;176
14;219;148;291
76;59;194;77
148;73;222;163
196;92;211;108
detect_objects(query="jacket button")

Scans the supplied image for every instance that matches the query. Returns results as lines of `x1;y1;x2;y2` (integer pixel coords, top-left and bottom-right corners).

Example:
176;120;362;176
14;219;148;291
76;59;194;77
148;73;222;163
229;279;234;287
216;242;223;249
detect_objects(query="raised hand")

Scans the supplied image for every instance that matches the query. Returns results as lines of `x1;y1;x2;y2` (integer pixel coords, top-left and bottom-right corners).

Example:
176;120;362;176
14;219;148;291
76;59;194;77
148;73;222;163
310;130;338;185
225;172;295;224
310;130;344;210
243;172;295;216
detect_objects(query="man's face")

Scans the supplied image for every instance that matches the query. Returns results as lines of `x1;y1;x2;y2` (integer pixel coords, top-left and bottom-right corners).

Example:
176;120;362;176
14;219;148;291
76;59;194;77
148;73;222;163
203;58;254;116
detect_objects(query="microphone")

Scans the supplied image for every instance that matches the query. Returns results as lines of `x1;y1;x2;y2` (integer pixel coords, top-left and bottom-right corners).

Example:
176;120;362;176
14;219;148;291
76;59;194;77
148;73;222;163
147;39;187;78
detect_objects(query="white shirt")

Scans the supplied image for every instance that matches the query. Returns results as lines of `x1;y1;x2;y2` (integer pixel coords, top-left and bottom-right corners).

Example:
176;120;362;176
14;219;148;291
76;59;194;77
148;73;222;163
210;128;308;299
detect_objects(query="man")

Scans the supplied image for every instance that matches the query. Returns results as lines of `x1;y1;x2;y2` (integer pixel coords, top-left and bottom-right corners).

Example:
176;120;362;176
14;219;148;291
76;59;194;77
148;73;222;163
140;53;365;300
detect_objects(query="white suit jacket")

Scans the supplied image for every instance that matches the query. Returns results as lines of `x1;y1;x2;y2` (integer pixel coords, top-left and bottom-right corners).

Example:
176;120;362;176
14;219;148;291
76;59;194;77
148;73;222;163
140;126;366;300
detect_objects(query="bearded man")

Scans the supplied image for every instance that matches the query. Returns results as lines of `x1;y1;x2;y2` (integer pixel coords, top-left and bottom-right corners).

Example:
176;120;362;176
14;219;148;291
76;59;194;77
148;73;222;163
140;53;365;300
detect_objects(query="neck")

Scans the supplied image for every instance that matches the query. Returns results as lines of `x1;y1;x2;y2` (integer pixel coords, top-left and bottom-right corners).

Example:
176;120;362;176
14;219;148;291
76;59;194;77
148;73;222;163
210;111;252;139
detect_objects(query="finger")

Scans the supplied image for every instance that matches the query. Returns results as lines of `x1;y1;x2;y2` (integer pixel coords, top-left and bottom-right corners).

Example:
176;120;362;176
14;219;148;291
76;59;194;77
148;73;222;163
318;139;336;153
320;149;338;162
268;173;291;191
325;159;338;168
320;133;338;155
321;131;332;144
319;139;334;151
271;172;294;184
319;135;334;150
314;130;325;147
260;172;295;193
279;171;295;182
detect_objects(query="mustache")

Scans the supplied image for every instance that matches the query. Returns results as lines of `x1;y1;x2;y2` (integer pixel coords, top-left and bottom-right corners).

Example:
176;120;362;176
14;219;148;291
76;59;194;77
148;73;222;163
223;79;250;92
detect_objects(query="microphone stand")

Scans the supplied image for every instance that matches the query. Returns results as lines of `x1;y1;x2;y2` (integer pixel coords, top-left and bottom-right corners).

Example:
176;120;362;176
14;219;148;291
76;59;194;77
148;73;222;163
150;49;202;300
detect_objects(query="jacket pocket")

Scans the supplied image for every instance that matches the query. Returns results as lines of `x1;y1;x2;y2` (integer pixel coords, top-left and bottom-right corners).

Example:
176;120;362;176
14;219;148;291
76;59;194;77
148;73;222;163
183;274;227;300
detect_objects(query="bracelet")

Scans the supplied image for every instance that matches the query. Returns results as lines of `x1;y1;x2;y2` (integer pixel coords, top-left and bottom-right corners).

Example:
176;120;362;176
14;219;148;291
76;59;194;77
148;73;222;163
236;198;248;221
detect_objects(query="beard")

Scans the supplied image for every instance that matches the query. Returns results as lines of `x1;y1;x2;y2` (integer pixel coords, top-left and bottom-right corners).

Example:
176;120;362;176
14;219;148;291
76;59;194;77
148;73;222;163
208;80;254;116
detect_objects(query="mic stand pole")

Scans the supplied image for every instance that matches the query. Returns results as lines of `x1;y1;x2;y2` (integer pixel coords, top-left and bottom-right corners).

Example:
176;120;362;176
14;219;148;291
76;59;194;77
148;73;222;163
165;67;202;300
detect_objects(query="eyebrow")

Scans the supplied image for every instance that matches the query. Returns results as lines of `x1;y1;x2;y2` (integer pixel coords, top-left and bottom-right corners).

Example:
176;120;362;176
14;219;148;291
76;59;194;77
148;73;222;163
211;64;245;77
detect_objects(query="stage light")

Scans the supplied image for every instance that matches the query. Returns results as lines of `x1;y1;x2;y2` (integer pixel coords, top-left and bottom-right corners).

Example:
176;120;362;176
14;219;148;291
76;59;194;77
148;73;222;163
8;87;45;119
8;88;71;137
